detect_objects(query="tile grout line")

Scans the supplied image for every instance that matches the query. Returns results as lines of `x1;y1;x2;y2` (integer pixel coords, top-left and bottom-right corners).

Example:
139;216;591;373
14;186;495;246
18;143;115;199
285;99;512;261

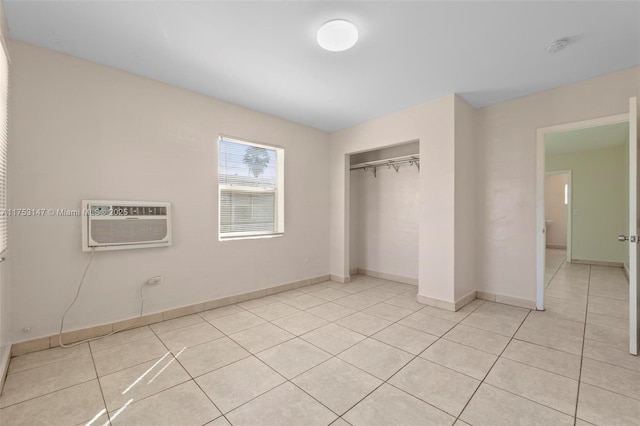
8;276;606;425
370;299;490;420
325;326;446;419
188;279;407;423
84;331;216;417
166;287;356;423
3;349;89;377
0;347;102;412
329;297;489;421
121;295;587;426
452;307;534;424
0;281;500;416
230;281;480;423
88;342;112;425
573;264;591;425
545;256;565;289
212;280;460;423
86;330;176;379
8;329;161;378
0;377;98;411
496;351;579;382
250;290;420;421
147;321;233;426
571;379;640;403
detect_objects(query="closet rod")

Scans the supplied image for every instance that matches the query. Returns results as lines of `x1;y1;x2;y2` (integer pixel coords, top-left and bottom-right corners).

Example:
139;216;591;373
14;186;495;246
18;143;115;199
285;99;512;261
350;154;420;174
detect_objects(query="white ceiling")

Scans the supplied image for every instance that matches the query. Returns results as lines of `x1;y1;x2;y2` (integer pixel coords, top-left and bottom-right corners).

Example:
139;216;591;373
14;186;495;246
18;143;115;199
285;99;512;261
545;122;629;156
3;1;639;132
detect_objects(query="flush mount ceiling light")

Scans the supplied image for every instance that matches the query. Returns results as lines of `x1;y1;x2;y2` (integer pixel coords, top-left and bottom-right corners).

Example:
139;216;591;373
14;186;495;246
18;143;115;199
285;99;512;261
546;39;568;54
317;20;358;52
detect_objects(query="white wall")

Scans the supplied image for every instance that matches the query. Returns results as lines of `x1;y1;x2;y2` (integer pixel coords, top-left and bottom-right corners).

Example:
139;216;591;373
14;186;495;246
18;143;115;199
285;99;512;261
624;137;630;268
348;174;359;276
8;41;330;342
349;162;419;281
547;145;627;263
478;67;639;302
544;173;568;248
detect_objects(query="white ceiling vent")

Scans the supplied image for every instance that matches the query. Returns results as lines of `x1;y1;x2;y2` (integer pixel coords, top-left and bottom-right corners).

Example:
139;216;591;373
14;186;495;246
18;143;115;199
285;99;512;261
546;39;568;54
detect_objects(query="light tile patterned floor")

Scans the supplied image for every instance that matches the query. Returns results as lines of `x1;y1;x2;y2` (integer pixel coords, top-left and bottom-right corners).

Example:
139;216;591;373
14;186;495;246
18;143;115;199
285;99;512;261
1;255;639;425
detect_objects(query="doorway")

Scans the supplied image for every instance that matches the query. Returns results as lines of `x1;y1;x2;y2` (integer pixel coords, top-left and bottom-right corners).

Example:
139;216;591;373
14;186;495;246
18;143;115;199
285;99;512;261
545;170;572;263
536;113;630;310
536;111;639;355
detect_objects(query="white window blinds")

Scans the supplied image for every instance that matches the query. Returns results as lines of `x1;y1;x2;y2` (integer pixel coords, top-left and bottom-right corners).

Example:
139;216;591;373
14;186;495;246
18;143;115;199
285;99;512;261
218;137;284;240
0;43;8;254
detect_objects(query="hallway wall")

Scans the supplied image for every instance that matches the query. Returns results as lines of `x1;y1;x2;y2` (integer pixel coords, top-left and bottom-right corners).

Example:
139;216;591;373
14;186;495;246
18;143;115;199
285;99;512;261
477;66;639;303
547;145;627;264
544;173;568;248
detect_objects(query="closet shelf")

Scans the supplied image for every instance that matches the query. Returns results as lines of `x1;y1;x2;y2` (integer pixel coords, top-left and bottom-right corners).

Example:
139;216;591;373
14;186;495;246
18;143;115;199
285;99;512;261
350;154;420;177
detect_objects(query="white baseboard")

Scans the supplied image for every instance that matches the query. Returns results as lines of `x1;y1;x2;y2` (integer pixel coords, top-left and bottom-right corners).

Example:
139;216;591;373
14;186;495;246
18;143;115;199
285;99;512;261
546;244;567;249
11;273;331;357
454;291;478;310
0;344;10;394
476;291;536;310
330;275;351;284
571;258;624;267
357;268;418;286
623;263;630;281
416;290;477;312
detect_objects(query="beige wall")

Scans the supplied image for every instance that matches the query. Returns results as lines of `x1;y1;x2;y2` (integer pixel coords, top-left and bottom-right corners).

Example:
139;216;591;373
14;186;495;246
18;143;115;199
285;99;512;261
8;41;330;342
330;95;456;302
331;95;478;305
544;173;568;248
335;67;638;307
453;96;479;300
5;32;640;346
349;163;419;282
478;67;639;302
547;145;627;263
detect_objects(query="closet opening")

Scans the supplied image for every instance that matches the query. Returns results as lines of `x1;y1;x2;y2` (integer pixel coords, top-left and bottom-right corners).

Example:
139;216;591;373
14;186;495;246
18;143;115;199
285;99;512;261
348;140;420;285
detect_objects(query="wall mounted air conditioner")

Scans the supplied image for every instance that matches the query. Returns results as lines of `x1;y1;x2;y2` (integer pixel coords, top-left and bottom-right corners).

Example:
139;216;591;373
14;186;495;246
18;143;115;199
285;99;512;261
81;200;172;252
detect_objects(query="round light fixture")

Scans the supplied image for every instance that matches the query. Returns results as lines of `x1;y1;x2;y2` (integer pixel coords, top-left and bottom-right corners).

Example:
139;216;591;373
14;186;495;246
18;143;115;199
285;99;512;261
317;20;358;52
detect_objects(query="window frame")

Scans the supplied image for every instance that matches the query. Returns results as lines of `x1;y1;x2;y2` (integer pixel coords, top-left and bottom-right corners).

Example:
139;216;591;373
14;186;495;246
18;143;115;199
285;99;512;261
0;41;8;254
218;136;284;241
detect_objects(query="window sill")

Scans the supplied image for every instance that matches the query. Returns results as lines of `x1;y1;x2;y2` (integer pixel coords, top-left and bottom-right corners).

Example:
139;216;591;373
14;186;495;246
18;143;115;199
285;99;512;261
219;233;284;242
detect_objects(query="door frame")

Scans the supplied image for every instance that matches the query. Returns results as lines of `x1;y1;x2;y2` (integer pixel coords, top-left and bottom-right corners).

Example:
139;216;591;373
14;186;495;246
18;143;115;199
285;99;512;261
535;113;629;310
545;170;573;262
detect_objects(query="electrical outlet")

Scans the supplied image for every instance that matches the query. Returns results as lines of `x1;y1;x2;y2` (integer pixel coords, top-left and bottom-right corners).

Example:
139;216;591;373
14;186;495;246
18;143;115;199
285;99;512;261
146;276;164;285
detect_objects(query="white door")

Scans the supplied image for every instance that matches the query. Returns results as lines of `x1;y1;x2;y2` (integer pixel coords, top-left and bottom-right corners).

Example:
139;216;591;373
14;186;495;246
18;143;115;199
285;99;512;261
629;96;639;355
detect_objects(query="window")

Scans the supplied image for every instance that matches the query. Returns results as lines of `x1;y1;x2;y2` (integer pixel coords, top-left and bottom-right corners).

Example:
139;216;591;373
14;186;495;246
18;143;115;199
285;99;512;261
218;136;284;240
0;43;7;253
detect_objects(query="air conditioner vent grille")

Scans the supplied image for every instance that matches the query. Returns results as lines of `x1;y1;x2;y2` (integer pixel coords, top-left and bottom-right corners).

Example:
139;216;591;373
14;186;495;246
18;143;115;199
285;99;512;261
91;219;168;245
82;200;172;252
